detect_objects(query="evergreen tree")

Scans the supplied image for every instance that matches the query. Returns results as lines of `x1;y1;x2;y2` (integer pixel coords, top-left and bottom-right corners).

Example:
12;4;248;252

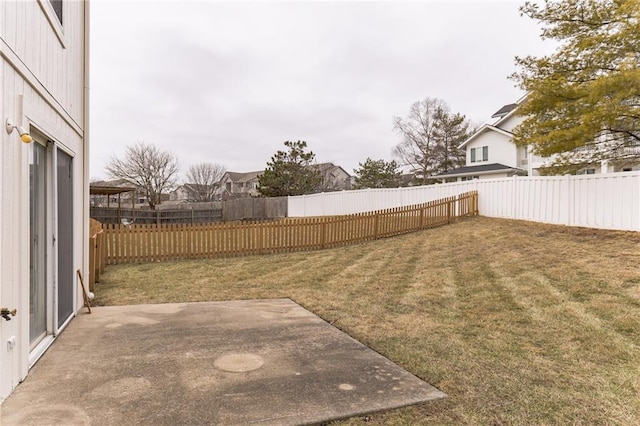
258;141;322;197
353;158;402;189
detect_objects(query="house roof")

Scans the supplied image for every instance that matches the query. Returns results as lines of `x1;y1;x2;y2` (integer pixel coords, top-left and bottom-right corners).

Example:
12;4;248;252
434;163;526;178
491;92;530;128
89;185;136;196
224;171;262;182
178;183;218;192
225;164;352;182
458;124;513;149
491;103;518;118
91;179;133;188
457;93;531;150
310;162;352;177
90;179;136;195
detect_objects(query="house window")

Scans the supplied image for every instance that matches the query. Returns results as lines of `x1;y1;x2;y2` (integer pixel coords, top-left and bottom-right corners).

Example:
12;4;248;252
50;0;63;25
226;182;231;192
576;168;596;175
470;146;488;163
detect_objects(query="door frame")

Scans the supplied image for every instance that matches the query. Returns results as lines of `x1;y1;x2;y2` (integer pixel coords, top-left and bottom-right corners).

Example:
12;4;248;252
27;128;77;367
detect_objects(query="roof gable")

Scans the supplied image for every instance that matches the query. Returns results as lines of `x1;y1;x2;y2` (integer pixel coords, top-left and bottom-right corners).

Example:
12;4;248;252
223;171;262;183
459;124;513;149
491;103;518;118
491;92;529;127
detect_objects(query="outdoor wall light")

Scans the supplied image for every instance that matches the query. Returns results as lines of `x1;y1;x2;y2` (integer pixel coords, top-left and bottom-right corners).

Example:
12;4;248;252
5;118;33;144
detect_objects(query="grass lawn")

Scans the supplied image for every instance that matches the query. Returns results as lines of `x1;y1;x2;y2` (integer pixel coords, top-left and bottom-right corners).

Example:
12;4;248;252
94;216;640;425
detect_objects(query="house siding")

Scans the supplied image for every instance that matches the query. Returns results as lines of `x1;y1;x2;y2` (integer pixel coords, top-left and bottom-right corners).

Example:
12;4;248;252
318;164;351;191
495;113;524;133
465;132;518;169
0;0;89;401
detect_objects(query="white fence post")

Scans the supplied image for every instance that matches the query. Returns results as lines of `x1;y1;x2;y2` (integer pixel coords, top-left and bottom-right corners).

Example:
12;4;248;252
565;174;572;227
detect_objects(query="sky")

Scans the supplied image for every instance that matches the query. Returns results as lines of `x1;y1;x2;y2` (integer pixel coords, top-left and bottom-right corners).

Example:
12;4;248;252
90;0;554;181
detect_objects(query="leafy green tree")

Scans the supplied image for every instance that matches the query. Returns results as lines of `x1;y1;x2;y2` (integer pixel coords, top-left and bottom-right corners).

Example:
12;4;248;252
258;141;322;197
393;97;470;184
353;158;402;189
512;0;640;172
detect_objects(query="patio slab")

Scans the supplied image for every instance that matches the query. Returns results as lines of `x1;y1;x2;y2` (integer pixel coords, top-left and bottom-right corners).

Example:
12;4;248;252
1;299;445;425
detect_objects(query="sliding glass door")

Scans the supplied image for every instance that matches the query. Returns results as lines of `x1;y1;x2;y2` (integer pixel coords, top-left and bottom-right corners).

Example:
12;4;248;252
29;142;47;347
57;150;74;326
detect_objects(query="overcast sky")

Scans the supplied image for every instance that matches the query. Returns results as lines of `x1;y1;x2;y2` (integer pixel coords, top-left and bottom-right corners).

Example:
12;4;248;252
90;0;553;181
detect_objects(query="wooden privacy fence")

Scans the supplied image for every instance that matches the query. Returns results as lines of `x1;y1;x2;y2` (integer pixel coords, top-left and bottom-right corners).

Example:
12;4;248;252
96;191;477;266
91;206;223;225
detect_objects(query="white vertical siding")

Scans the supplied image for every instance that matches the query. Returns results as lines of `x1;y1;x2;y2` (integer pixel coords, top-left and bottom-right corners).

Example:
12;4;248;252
289;173;640;231
496;113;524;133
1;1;85;128
465;132;516;167
1;0;88;402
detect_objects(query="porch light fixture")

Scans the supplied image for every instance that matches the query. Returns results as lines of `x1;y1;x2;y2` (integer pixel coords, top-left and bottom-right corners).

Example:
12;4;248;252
5;118;33;144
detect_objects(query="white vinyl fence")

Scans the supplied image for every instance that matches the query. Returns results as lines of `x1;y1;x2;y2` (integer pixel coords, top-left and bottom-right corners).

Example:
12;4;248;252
288;172;640;231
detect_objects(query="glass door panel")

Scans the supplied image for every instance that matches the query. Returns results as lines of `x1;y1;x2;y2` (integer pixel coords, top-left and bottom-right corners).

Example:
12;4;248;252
30;142;47;347
57;150;73;326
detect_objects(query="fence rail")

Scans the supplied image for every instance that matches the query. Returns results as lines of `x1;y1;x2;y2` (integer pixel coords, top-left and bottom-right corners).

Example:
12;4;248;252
97;191;477;266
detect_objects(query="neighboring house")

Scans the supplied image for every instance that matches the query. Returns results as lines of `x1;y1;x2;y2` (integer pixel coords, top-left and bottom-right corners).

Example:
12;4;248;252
171;183;219;202
311;162;352;191
399;173;418;187
218;171;262;200
170;184;191;201
435;96;529;182
435;93;640;182
1;1;90;401
219;164;352;198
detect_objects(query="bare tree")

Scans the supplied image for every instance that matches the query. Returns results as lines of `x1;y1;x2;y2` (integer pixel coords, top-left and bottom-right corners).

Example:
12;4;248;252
185;162;226;201
105;142;179;209
393;97;470;184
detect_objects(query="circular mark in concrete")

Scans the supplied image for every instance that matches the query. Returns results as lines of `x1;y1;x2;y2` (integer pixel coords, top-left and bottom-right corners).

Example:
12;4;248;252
339;383;355;391
214;353;264;372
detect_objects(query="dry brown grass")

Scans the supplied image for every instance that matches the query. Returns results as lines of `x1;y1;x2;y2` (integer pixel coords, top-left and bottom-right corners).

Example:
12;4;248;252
94;216;640;425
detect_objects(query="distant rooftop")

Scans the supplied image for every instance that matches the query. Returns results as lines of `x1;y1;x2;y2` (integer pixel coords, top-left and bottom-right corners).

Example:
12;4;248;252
435;163;525;177
491;103;518;118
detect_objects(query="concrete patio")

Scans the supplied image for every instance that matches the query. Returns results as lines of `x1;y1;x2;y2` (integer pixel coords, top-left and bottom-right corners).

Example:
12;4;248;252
1;299;445;425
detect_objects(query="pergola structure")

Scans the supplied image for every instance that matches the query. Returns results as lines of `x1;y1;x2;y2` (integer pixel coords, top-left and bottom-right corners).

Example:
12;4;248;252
89;185;136;209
